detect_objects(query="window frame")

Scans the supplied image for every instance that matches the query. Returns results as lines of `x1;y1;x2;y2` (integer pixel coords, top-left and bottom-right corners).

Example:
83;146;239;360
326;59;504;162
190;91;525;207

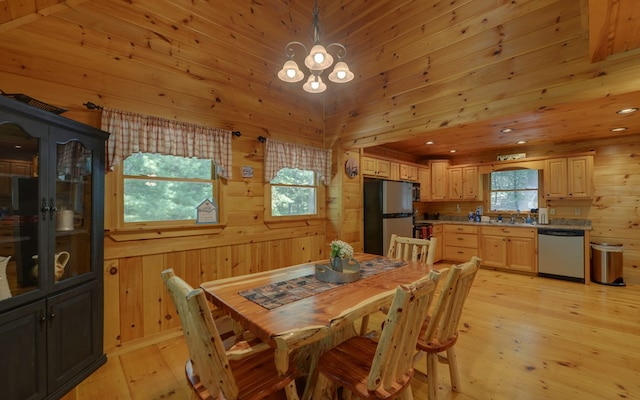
104;153;226;241
488;168;541;213
264;168;326;223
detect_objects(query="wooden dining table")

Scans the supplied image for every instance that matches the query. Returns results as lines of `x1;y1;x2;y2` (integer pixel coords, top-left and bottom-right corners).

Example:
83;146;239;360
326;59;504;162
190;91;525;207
200;253;437;398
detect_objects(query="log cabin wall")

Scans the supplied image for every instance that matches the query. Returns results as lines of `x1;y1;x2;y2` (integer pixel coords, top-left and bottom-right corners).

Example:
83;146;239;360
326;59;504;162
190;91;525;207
2;0;640;350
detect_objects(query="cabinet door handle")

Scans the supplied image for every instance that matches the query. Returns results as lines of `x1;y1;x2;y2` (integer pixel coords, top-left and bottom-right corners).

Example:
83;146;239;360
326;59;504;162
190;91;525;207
41;198;50;220
39;310;47;332
49;198;57;221
48;307;56;328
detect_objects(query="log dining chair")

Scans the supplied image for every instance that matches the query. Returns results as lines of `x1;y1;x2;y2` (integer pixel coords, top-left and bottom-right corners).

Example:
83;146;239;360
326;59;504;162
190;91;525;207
161;268;300;400
310;270;441;400
359;234;438;335
414;256;481;400
387;233;437;266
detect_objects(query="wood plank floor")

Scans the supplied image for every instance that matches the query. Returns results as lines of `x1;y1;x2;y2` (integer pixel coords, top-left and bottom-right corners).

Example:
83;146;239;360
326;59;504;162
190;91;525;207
62;268;640;400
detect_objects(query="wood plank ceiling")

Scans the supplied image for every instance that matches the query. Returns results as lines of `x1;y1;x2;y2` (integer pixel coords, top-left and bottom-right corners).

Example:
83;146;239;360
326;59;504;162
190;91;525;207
1;0;639;161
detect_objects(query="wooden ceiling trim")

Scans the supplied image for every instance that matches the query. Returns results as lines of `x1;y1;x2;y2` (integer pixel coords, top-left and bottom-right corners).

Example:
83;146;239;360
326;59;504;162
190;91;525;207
589;0;640;62
0;0;87;33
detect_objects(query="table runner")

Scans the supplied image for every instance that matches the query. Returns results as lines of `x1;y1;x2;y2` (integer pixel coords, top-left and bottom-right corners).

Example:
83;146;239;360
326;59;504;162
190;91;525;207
238;257;406;310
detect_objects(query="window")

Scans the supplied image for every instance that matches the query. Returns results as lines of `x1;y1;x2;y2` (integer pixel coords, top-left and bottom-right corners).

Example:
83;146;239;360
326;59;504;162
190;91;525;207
123;153;216;223
490;169;539;212
269;168;318;217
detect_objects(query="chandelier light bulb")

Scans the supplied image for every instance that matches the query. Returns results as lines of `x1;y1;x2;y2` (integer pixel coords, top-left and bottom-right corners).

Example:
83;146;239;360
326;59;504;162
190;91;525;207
303;74;327;93
328;61;354;83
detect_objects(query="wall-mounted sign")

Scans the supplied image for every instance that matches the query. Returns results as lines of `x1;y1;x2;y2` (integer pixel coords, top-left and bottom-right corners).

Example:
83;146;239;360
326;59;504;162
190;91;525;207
497;153;526;161
242;166;253;178
196;199;218;224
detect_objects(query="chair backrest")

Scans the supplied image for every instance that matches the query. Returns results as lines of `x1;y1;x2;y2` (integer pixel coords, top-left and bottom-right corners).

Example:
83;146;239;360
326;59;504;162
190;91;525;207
367;270;440;392
422;256;481;347
161;268;239;399
387;233;437;266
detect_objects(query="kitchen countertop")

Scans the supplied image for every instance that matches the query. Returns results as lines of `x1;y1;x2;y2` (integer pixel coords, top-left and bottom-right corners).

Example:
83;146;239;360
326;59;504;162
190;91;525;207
414;219;592;231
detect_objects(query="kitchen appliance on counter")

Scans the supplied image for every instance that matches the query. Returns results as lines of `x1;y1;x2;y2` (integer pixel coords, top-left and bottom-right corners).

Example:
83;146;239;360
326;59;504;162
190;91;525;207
364;179;413;256
538;228;585;282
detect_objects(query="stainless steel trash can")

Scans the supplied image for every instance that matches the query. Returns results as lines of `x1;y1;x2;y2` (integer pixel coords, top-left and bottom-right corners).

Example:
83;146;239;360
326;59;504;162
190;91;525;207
590;242;625;286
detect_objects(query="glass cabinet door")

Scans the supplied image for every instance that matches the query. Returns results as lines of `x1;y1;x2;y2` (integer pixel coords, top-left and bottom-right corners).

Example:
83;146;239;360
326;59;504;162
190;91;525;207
0;123;40;301
54;141;92;283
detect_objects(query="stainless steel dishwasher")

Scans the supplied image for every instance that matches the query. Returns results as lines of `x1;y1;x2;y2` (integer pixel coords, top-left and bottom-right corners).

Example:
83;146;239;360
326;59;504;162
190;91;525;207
538;229;585;283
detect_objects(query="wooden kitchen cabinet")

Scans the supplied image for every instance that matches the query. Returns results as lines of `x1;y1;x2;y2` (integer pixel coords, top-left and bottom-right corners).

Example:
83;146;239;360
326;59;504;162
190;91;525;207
400;163;418;182
443;224;478;262
430;161;448;200
567;156;593;198
480;226;537;273
462;166;480;200
448;167;462;200
418;167;430;201
0;96;108;400
431;224;443;262
389;161;400;181
544;155;593;199
362;156;390;178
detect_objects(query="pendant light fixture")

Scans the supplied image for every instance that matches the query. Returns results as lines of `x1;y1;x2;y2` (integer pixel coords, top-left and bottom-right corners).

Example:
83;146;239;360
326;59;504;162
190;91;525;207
277;0;354;93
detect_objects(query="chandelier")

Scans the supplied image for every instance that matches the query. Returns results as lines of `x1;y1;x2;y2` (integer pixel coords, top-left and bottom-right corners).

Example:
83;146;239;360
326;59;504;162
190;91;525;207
277;0;354;94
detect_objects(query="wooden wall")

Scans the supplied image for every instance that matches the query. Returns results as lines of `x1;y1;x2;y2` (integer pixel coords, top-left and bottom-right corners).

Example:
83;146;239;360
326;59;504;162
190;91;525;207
101;134;329;350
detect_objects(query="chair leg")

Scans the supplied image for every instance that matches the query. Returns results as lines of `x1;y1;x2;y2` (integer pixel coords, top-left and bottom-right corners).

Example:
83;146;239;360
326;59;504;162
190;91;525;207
427;352;438;400
359;315;370;335
310;371;336;400
446;347;461;392
284;381;300;400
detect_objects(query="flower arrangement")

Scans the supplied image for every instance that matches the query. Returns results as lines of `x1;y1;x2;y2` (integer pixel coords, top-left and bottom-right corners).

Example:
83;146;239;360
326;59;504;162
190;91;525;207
330;240;354;259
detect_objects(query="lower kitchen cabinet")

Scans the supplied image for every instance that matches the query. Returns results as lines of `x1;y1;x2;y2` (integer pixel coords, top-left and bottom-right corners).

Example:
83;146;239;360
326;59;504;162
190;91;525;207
480;226;537;273
444;224;479;262
431;224;443;263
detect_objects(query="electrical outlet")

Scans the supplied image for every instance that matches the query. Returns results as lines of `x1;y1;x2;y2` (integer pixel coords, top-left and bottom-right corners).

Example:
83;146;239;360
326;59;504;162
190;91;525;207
574;208;581;216
456;203;461;213
550;208;556;215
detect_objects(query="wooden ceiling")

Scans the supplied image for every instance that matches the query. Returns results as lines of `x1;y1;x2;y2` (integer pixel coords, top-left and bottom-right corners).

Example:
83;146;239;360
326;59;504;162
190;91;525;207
1;0;640;161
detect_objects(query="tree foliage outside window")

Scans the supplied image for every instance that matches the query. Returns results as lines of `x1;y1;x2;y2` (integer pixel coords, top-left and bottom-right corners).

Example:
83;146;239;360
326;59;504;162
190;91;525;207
490;169;539;211
270;168;317;216
123;153;215;222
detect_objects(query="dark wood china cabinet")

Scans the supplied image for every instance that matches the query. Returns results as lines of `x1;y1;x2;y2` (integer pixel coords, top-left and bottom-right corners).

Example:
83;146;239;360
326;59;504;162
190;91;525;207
0;96;107;400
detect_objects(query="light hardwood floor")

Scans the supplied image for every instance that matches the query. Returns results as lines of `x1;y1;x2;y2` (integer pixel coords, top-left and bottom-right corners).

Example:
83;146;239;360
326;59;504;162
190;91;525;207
61;267;640;400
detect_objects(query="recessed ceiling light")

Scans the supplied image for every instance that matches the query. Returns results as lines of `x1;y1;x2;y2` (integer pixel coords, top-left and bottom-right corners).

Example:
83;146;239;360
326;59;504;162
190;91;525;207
616;108;638;114
14;145;22;149
425;141;435;145
449;149;457;153
611;127;628;132
516;140;527;144
500;128;514;133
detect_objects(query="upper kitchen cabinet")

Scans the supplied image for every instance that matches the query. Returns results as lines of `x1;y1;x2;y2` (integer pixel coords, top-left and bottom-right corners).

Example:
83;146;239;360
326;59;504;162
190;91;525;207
462;166;480;200
418;167;430;201
448;167;462;200
399;163;418;182
430;161;449;200
362;156;391;179
544;155;593;199
0;96;108;399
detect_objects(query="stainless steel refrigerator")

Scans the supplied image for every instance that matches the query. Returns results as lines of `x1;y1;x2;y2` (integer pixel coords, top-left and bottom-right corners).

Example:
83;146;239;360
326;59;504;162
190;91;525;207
364;179;414;256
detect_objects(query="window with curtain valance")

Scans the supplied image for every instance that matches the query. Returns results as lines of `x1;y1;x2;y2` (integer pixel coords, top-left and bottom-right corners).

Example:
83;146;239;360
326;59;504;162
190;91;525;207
264;138;331;185
101;108;233;179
